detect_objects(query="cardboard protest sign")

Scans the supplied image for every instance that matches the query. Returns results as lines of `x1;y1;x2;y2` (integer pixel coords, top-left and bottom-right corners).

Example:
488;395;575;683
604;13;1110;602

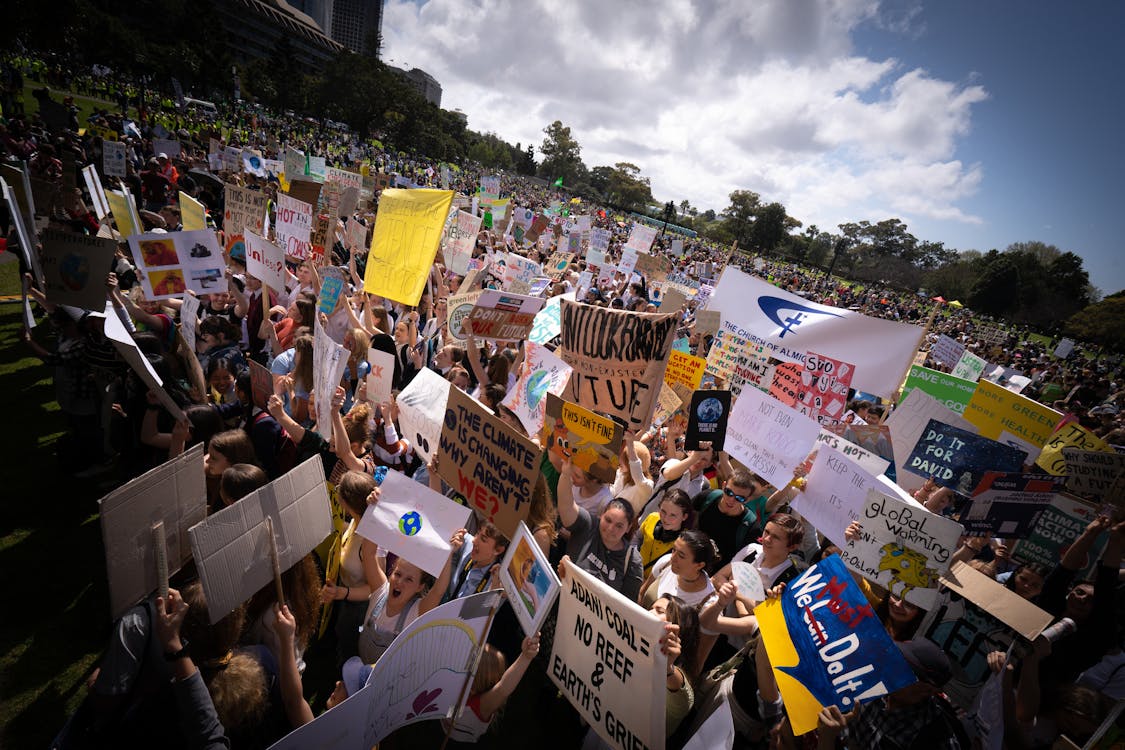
82;164;110;219
708;268;925;398
695;309;721;337
664;350;707;391
39;228;116;311
105;188;141;238
885;389;978;493
438;388;539;539
624;221;658;253
223;184;267;238
249;359;272;410
839;488;964;608
659;287;686;312
103;139;127;178
356;469;471;578
442;209;481;275
920;561;1053;708
528;292;569;344
1063;448;1125;499
103;301;186;420
363;188;454;305
704;327;772;397
725;388;821;491
1011;493;1107;577
686;389;731;451
275;194;313;260
127;230;225;300
635;251;672;280
545;251;574;280
286;178;322;217
956;472;1065;537
1035;422;1111;476
501;253;541;294
396;367;450;462
244;230;286;293
812;428;891;476
558;300;678;432
964;379;1062;462
538;394;622;484
794;352;855;423
900;366;978;415
499;521;561;638
501;342;572;437
99;444;207;619
905;418;1028;491
313;324;349;443
791;446;905;544
930;334;966;367
465;290;545;341
755;554;916;735
365;348;395;405
952;350;987;382
549;559;666;750
445;289;482;343
188;456;332;623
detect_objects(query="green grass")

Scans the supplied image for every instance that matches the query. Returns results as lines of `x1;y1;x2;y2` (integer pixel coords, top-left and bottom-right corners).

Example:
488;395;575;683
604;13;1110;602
14;82;120;126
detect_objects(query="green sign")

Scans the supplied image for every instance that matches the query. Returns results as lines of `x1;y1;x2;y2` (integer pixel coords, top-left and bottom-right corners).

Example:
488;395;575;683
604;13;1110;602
899;366;978;414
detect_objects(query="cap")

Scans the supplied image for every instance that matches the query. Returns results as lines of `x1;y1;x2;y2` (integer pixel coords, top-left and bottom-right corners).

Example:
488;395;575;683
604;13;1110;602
897;640;952;687
341;656;372;697
157;152;168;159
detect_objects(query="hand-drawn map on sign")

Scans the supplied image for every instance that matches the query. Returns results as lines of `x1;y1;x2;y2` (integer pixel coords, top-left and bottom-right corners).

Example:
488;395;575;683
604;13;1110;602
558;300;678;432
538;394;622;484
905;418;1029;492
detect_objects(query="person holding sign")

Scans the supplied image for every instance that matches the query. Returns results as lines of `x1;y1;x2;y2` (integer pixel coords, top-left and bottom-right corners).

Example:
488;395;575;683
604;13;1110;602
636;489;695;577
355;545;452;665
557;459;643;600
444;635;541;743
638;529;720;609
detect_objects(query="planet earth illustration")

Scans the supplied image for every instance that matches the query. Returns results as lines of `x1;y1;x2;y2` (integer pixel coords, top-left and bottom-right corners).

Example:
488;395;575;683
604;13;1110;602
696;397;724;422
526;370;551;409
398;511;423;536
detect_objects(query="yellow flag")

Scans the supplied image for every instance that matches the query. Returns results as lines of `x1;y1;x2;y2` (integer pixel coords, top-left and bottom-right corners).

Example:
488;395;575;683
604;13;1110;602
363;189;454;305
179;192;207;231
105;190;138;237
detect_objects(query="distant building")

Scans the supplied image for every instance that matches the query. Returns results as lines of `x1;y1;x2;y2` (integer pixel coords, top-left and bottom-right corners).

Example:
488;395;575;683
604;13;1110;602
329;0;384;55
390;66;442;107
217;0;344;70
449;108;467;125
288;0;333;33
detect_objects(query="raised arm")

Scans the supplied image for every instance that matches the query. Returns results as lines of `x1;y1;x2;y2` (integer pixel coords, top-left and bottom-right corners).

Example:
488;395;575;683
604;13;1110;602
478;636;540;719
267;394;306;444
556;459;580;529
271;604;315;728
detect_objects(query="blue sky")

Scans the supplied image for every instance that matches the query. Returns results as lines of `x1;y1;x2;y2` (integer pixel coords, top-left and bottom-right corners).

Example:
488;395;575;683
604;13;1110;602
385;0;1125;295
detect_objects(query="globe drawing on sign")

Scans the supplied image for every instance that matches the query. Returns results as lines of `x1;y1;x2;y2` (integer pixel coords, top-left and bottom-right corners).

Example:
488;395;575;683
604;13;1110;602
398;511;423;537
248;155;262;170
59;253;90;291
526;370;551;410
696;397;724;423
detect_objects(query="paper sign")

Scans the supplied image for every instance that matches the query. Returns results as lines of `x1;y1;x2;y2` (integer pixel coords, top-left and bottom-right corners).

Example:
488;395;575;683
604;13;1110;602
664;351;707;391
82;164;109;219
180;293;200;355
103;301;186;420
755;554;916;735
317;266;346;315
900;366;978;416
99;445;207;619
105;189;139;238
957;472;1065;537
223;184;267;238
1063;448;1125;499
438;388;539;539
179;192;207;231
885;389;978;493
499;521;561;638
396;367;450;462
363;189;454;305
356;469;472;578
724;388;821;491
539;393;622;484
365;348;395;405
952;350;987;382
1035;422;1110;476
128;230;226;300
276;194;313;260
812;429;891;476
442;209;482;276
39;228;116;311
549;559;666;750
686;389;731;451
188;456;333;623
930;335;966;367
245;230;286;293
791;446;901;545
963;380;1062;462
313;324;349;444
624;222;658;253
501;342;572;438
1054;338;1075;359
558;301;678;432
446;290;482;343
906;418;1028;491
103;140;127;178
529;293;569;344
465;290;545;341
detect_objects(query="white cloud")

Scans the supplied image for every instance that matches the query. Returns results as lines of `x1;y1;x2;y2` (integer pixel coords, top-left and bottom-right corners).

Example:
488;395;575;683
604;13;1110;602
383;0;988;231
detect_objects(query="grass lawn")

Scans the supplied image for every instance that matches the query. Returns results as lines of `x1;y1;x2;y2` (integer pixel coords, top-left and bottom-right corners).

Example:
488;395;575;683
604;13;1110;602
15;82;122;126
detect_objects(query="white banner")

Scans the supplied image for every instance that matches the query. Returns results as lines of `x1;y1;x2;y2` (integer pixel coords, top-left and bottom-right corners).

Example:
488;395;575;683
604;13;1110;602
707;268;924;398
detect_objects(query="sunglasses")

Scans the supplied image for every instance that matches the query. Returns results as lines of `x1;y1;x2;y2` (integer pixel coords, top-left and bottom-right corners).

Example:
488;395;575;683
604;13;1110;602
723;487;749;504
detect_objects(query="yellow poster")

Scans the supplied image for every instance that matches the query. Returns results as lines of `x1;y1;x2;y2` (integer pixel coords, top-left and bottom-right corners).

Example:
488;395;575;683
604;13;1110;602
105;190;139;237
179;192;207;231
963;380;1062;458
663;350;707;390
363;189;453;305
1036;421;1111;475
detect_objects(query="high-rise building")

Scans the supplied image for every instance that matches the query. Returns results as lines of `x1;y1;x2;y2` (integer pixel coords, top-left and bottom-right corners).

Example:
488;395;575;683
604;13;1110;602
390;66;442;107
329;0;384;56
216;0;344;70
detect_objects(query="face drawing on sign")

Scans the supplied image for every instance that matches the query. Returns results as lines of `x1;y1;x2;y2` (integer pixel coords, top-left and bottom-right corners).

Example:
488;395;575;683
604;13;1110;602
877;543;936;598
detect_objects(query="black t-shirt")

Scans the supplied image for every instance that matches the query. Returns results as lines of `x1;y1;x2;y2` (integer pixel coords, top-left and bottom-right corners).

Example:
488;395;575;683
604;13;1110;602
698;501;741;567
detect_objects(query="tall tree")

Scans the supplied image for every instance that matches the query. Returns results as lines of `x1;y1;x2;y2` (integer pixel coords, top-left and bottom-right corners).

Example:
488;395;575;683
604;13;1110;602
722;190;761;249
538;120;586;186
605;162;653;210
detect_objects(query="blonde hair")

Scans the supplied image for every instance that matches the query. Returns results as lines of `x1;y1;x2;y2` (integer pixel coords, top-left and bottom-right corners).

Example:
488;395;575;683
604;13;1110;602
207;652;269;733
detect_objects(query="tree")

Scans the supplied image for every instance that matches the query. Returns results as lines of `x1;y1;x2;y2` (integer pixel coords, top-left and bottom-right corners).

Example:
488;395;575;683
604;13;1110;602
604;162;653;210
969;251;1022;315
722;190;761;249
538;121;586;186
1066;291;1125;351
748;202;792;255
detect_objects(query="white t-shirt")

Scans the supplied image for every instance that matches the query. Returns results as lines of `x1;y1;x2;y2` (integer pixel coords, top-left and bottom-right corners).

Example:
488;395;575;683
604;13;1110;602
732;542;794;590
649;554;718;609
574;483;613;517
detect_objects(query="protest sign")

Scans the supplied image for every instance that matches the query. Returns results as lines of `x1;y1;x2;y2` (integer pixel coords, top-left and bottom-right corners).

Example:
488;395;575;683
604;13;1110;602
624;222;657;253
179;192;207;231
704;327;771;397
725;388;821;490
558;300;678;431
501;253;541;294
446;290;482;343
791;446;904;545
356;469;471;578
365;347;395;406
286;178;322;215
438;388;539;539
920;561;1053;708
663;350;707;391
1063;448;1125;499
686;389;731;451
769;361;803;407
812;428;891;476
103;301;186;420
952;350;987;382
755;554;916;735
539;394;622;484
2;176;43;284
1054;338;1075;359
964;380;1062;462
900;366;978;415
957;472;1065;537
465;290;545;341
82;164;109;219
549;559;666;750
105;188;141;238
244;230;286;293
180;293;200;354
442;209;481;275
839;488;964;608
275;194;313;260
635;251;673;281
982;364;1031;393
931;334;966;366
658;287;686;312
652;382;684;428
363;189;453;305
501;342;572;438
695;310;721;337
316;266;347;316
249;359;272;410
885;389;978;493
102;139;127;178
499;521;561;638
905;418;1028;491
223;184;267;238
708;268;925;398
128;229;225;300
188;456;332;623
1011;493;1107;577
1035;421;1110;475
99;444;207;619
545;251;574;280
308;156;326;180
344;218;367;253
313;325;349;443
396;367;451;462
39;228;116;311
794;352;855;423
